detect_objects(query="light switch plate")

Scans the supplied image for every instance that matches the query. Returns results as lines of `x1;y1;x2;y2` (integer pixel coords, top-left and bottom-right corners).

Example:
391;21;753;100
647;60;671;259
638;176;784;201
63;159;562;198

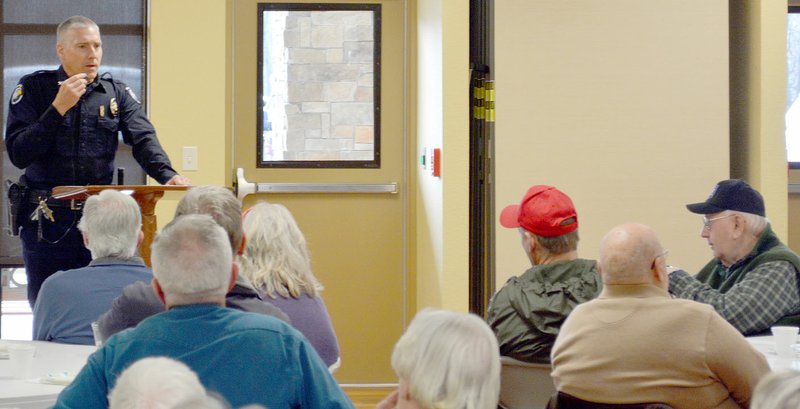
183;146;198;171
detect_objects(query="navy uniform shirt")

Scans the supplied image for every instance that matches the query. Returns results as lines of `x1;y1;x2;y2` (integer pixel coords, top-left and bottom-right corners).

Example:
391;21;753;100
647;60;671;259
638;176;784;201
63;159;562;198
5;66;177;191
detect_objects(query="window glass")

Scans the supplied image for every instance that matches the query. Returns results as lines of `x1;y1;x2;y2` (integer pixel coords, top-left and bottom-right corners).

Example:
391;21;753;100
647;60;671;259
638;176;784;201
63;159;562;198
787;10;800;167
258;3;381;168
3;0;142;24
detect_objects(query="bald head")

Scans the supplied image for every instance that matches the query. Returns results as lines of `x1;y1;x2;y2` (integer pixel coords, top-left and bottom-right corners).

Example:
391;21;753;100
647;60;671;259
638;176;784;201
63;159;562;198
599;223;667;287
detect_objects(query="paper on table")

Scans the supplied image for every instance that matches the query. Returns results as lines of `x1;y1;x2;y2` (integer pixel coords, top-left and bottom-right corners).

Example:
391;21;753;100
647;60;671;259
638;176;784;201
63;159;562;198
39;371;77;385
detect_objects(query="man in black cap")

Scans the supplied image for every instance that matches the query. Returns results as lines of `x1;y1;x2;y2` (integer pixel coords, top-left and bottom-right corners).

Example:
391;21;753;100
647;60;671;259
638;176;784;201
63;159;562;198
668;179;800;335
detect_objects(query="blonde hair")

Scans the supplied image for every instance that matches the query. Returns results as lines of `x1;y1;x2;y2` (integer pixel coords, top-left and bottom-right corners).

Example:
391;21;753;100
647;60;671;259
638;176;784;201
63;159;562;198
391;309;500;409
240;202;322;298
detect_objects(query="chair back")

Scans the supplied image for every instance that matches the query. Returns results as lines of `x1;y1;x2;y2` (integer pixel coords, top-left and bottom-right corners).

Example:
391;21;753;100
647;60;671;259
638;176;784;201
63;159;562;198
547;392;674;409
498;356;555;409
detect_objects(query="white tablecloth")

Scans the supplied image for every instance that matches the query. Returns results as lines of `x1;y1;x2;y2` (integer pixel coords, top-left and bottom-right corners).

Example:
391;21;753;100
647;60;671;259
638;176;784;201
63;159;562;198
746;335;800;371
0;340;95;409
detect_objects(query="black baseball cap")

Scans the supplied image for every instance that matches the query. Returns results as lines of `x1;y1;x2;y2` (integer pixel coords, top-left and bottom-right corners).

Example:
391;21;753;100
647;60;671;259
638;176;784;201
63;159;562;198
686;179;765;217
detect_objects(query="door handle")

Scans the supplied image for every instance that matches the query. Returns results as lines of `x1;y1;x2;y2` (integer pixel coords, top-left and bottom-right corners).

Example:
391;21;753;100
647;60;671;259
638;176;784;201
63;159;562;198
234;168;397;200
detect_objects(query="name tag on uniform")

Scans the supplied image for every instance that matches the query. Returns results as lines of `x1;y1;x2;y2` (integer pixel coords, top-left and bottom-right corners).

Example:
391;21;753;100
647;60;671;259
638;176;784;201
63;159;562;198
99;105;105;117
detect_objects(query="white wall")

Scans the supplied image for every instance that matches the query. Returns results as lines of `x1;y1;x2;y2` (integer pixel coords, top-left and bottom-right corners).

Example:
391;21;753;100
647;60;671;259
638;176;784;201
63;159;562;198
415;0;470;310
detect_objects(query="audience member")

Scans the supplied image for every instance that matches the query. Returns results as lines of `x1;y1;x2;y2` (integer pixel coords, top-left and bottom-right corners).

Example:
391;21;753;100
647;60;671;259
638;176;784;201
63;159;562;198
53;214;353;409
108;356;221;409
751;370;800;409
487;185;601;363
669;179;800;335
171;396;231;409
33;189;151;345
96;186;288;342
551;222;769;408
376;309;500;409
240;201;340;367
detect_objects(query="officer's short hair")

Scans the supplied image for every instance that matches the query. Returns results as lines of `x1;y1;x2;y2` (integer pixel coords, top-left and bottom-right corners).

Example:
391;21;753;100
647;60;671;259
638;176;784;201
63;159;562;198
57;16;99;44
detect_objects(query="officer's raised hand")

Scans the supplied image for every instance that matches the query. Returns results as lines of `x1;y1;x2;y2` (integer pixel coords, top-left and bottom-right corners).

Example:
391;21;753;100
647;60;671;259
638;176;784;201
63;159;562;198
52;73;88;116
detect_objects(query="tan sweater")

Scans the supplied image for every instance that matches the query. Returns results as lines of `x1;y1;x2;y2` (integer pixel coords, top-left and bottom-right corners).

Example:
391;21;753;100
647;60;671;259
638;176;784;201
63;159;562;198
551;284;769;409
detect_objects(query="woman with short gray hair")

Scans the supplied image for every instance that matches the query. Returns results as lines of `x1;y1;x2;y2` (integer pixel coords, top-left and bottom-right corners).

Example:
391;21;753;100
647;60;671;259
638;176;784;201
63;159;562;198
377;309;501;409
751;370;800;409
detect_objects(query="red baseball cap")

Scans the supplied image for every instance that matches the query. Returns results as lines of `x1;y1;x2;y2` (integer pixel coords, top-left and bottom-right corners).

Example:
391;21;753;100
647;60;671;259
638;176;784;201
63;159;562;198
499;185;578;237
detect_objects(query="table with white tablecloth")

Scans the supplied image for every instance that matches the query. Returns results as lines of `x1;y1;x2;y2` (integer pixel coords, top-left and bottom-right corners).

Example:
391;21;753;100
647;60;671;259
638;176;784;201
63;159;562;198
747;335;800;371
0;340;95;409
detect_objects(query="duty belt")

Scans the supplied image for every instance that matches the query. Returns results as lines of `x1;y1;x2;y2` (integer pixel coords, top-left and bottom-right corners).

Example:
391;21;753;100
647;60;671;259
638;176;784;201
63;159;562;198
28;191;84;210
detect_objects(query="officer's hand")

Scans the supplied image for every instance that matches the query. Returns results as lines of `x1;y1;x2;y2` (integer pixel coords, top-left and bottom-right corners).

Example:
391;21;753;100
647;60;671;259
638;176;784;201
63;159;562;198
165;175;192;186
52;73;89;116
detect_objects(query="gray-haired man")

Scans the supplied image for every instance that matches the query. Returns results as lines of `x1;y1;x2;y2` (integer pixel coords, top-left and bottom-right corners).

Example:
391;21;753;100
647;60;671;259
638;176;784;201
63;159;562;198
32;189;152;345
53;215;353;409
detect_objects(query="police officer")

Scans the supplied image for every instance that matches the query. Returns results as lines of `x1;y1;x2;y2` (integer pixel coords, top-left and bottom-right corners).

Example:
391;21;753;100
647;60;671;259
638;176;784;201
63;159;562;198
4;16;191;307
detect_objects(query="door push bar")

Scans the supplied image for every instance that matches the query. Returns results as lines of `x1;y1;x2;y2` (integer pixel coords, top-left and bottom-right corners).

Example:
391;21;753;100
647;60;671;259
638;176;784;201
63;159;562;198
234;168;398;200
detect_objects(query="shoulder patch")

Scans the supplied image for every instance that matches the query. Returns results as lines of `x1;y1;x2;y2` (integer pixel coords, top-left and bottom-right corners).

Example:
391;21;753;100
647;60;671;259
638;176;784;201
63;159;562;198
10;84;23;105
125;87;141;104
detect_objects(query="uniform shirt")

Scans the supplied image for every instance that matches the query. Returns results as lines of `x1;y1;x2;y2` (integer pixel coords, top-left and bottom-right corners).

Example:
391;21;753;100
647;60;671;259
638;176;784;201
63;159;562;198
5;66;177;190
53;304;353;409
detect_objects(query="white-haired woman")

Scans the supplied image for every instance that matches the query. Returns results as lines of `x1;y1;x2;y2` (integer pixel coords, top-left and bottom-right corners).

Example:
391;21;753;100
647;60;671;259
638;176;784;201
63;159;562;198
377;308;501;409
108;357;230;409
240;202;340;368
751;370;800;409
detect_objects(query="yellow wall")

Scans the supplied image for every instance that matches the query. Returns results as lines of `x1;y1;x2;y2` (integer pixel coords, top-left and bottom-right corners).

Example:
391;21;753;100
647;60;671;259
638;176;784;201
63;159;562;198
147;0;793;316
730;0;790;239
149;0;231;224
494;0;730;285
439;2;470;311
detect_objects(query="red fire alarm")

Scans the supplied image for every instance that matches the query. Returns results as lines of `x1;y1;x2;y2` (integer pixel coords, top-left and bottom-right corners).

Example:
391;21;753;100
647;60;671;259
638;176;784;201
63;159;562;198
431;148;441;177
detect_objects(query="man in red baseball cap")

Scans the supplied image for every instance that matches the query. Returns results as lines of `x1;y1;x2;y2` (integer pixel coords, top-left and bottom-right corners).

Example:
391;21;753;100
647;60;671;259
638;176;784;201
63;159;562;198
487;185;601;363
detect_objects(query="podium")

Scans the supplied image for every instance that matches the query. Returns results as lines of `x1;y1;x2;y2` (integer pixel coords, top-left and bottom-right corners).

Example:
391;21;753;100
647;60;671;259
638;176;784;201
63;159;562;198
51;185;189;266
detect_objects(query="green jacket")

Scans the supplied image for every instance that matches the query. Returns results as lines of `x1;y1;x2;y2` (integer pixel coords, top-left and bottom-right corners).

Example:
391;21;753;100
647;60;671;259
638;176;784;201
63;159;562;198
695;224;800;328
487;259;601;363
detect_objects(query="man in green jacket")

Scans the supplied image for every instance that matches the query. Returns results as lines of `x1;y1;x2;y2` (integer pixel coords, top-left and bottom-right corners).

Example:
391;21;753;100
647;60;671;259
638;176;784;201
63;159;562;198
669;179;800;335
487;185;601;363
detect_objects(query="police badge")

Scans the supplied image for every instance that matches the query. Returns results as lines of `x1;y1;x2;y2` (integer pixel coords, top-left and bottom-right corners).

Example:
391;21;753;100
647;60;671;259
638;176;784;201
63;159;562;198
110;98;119;117
10;84;23;105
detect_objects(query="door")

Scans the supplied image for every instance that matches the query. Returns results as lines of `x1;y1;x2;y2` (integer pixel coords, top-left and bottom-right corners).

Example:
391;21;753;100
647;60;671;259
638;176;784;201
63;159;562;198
232;0;407;384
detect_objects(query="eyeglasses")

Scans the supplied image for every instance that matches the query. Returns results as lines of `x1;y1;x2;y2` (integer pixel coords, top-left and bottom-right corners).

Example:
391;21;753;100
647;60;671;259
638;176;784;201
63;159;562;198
702;214;735;230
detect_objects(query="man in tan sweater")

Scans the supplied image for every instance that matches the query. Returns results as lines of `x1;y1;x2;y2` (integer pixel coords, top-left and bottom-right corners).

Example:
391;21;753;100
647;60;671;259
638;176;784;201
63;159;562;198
551;223;769;409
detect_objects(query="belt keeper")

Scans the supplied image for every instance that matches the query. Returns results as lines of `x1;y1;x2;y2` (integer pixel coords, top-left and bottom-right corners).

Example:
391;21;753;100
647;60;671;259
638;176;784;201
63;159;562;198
70;200;83;211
